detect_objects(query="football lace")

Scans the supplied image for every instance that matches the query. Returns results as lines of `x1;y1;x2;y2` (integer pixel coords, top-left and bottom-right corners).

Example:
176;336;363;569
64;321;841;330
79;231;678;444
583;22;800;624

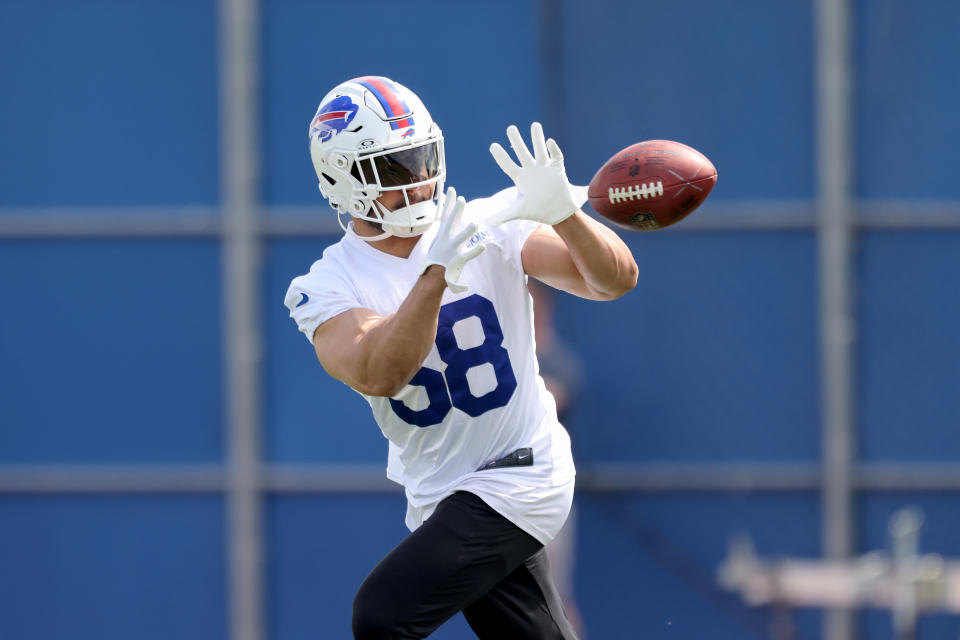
608;181;664;204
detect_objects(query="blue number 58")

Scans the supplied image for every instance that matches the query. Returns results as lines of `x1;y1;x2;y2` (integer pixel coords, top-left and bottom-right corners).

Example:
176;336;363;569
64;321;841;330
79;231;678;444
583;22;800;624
389;294;518;427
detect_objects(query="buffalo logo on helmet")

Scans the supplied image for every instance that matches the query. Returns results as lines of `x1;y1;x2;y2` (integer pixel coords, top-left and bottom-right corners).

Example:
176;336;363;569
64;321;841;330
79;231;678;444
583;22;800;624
310;96;359;143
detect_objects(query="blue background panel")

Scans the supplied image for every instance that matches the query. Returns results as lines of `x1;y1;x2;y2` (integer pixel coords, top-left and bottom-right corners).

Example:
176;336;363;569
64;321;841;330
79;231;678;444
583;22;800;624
559;231;819;463
0;496;226;640
0;0;219;208
858;493;960;639
264;238;390;463
575;492;822;639
261;0;542;206
0;240;223;463
857;231;960;461
854;0;960;200
561;0;815;204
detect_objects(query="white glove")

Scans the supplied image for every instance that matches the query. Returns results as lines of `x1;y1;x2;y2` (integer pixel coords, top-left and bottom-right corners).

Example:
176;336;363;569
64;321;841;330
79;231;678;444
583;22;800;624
423;187;485;293
488;122;589;227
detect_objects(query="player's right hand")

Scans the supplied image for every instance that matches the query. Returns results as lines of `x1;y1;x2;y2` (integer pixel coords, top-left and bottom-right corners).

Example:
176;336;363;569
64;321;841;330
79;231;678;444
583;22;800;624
423;187;485;293
488;122;588;227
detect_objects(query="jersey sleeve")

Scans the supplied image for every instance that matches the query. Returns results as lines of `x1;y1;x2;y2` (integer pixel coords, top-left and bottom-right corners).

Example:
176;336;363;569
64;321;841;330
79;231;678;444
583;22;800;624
467;187;541;275
284;261;360;345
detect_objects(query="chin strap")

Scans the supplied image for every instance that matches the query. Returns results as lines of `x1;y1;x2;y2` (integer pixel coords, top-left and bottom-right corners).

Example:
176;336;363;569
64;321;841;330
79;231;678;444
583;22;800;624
339;211;434;243
338;211;393;242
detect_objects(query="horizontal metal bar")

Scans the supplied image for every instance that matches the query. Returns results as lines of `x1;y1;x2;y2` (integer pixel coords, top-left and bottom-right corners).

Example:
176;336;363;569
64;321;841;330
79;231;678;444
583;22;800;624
582;463;960;492
0;202;958;238
4;462;960;495
0;209;221;237
0;465;227;493
263;465;401;493
259;208;342;236
577;463;822;492
855;464;960;491
856;201;960;229
667;201;816;231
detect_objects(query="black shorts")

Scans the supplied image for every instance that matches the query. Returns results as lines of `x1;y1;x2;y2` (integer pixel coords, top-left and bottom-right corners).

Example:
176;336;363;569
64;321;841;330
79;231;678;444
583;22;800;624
351;490;579;640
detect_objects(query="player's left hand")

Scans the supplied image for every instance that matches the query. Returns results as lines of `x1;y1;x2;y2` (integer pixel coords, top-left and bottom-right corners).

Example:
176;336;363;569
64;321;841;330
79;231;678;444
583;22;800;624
423;187;486;293
488;122;588;227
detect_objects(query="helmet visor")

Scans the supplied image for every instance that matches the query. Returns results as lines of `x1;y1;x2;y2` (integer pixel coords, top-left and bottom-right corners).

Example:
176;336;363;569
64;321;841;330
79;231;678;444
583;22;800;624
357;140;443;190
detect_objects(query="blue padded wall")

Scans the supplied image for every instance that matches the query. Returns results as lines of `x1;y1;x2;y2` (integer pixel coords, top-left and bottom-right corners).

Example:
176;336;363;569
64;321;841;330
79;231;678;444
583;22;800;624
854;0;960;200
0;239;223;463
0;496;226;640
857;231;960;461
556;231;819;463
0;0;219;208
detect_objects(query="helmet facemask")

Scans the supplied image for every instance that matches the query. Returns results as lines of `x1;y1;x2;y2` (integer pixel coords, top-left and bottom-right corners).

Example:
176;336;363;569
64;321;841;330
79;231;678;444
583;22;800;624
346;137;446;239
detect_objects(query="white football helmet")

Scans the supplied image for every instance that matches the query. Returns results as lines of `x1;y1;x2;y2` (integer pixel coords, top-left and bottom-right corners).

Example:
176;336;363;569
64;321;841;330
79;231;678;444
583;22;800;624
309;76;446;240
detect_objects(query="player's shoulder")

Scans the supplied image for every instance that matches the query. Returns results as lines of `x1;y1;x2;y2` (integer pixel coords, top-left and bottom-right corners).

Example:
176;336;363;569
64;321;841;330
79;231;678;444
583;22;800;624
284;237;357;306
297;238;345;279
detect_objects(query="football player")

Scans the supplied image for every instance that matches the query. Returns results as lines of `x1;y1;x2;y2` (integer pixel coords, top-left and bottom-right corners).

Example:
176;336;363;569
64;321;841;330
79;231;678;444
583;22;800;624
286;76;637;639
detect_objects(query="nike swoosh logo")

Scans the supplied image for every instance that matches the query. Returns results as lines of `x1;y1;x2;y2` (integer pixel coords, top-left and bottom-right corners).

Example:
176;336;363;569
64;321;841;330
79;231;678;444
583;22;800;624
296;293;309;308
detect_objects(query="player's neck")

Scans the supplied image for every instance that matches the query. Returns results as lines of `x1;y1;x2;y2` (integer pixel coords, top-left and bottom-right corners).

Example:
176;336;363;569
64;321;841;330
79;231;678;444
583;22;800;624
352;220;422;258
367;234;422;258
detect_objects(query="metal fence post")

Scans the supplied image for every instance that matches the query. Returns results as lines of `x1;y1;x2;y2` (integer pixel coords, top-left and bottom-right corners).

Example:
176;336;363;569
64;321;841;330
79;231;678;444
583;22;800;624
815;0;856;638
219;0;263;638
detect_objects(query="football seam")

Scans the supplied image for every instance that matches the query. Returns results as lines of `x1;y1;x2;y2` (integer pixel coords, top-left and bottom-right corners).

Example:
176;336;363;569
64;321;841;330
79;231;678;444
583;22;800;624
607;181;664;203
592;174;717;203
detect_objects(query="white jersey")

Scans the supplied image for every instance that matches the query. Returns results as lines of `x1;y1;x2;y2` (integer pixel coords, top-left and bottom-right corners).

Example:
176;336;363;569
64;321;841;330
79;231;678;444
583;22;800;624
284;188;575;544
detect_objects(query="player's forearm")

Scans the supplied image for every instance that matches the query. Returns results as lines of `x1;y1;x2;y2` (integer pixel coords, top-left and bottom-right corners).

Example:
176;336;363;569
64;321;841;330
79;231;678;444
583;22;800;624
553;212;638;300
355;265;447;397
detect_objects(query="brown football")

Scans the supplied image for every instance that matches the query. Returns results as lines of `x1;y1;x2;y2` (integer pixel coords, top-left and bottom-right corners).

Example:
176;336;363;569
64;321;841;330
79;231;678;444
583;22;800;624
587;140;717;231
